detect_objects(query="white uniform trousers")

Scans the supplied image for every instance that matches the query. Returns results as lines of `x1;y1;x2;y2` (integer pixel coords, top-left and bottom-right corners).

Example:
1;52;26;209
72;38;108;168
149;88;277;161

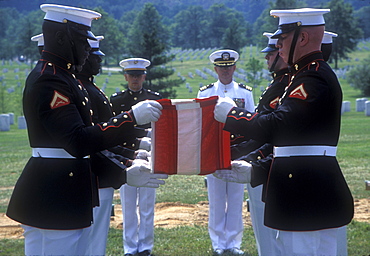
120;184;156;254
246;184;279;256
23;224;91;256
85;187;115;256
207;174;244;250
275;228;344;256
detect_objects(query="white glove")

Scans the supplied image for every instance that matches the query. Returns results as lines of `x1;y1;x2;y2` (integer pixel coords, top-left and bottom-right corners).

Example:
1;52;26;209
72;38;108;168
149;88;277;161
213;160;252;183
132;100;162;125
126;159;168;188
146;128;152;138
135;149;151;160
139;137;151;151
214;96;237;123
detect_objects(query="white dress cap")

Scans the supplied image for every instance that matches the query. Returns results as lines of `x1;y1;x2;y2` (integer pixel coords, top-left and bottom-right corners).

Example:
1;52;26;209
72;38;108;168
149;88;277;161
270;8;330;26
31;33;44;47
209;49;239;66
88;36;105;56
261;32;278;53
41;4;101;27
119;58;151;74
322;31;338;44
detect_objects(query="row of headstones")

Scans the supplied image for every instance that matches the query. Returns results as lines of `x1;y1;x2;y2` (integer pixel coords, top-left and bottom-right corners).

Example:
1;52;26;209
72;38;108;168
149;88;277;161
0;113;27;131
341;98;370;116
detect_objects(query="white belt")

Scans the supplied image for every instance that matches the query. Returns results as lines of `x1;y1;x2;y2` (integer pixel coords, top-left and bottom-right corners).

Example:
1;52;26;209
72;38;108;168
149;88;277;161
32;148;89;159
274;145;337;157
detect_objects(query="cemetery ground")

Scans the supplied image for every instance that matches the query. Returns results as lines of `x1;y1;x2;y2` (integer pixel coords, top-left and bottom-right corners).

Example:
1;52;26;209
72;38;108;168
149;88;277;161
0;44;370;255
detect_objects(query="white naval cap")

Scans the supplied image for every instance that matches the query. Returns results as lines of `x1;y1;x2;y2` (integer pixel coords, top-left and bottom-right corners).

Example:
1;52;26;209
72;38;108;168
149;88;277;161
119;58;151;75
261;32;278;53
209;49;239;67
40;4;101;40
31;33;44;47
88;35;105;56
322;31;338;44
270;8;330;38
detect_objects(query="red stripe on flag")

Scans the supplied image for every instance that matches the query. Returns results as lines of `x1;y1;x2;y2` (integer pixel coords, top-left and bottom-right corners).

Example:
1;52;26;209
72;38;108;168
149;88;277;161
152;99;178;174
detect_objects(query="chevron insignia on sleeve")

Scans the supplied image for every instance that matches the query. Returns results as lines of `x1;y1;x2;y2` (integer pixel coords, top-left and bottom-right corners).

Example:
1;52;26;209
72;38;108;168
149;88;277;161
269;96;280;109
289;83;308;100
50;90;70;109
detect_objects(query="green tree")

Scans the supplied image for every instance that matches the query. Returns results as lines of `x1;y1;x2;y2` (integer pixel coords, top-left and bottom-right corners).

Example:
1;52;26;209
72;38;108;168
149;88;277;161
245;57;264;102
221;18;249;53
92;7;126;66
347;57;370;96
126;3;183;98
325;0;363;69
354;6;370;40
172;6;207;49
0;8;21;59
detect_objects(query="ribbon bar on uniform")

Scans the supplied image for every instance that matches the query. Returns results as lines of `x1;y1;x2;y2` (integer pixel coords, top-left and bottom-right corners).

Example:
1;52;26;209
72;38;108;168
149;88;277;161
32;148;89;159
274;145;337;157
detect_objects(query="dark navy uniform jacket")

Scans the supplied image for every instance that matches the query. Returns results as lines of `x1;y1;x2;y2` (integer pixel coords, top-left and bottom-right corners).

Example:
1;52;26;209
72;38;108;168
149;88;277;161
77;74;136;189
110;87;162;149
7;51;139;230
224;51;354;231
231;68;290;160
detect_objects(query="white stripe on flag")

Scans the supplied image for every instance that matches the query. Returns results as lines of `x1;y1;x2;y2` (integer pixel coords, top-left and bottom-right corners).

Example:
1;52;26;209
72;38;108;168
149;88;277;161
175;102;201;174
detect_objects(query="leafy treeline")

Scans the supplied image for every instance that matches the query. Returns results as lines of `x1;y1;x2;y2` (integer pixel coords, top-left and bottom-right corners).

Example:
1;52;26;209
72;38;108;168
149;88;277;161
0;0;367;65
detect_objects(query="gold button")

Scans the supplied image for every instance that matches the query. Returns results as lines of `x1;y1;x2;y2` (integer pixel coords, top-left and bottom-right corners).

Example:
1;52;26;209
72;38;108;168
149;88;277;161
123;114;128;119
69;172;73;177
239;112;244;116
288;174;293;178
78;85;83;90
113;118;118;123
85;97;89;102
120;162;124;165
92;122;94;126
103;123;107;127
48;63;52;66
257;156;261;160
246;113;252;117
82;101;86;106
231;134;235;139
90;110;93;115
294;64;299;70
103;101;107;104
123;142;127;146
134;97;138;100
132;144;135;147
231;110;237;114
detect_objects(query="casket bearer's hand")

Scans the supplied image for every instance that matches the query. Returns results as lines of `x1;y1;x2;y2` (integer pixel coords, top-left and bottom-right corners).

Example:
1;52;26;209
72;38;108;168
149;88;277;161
135;149;151;161
126;159;168;188
139;137;151;151
214;97;236;123
132;100;162;125
213;160;252;183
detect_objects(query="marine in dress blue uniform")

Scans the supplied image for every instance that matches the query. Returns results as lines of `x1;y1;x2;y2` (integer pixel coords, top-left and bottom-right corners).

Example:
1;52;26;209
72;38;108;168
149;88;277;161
111;58;161;256
214;9;354;256
6;5;166;256
197;49;254;256
76;36;146;255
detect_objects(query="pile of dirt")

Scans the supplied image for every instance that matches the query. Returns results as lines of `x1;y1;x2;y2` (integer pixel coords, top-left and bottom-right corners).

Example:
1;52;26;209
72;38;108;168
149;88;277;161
1;198;368;240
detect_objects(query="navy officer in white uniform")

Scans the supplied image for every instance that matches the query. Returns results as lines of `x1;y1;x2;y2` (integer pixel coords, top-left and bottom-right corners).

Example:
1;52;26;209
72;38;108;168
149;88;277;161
197;49;254;255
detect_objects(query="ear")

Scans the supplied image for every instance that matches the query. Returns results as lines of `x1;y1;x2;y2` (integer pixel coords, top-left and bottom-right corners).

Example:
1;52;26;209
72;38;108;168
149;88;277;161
300;31;309;47
55;31;65;45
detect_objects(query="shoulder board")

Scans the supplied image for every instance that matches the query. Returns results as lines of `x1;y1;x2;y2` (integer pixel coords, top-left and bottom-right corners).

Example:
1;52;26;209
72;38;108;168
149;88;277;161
238;83;253;91
199;83;214;92
111;90;125;98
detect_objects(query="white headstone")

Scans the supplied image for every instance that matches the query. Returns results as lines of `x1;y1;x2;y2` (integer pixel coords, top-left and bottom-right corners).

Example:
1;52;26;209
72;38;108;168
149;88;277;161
356;98;368;112
8;112;14;125
342;101;351;112
18;116;27;129
365;101;370;117
0;114;10;131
